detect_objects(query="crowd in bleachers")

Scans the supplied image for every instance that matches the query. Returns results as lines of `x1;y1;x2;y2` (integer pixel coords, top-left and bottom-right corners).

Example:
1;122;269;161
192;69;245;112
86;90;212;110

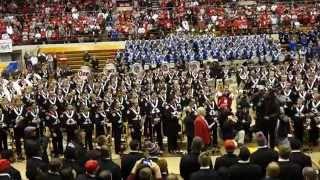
1;0;320;44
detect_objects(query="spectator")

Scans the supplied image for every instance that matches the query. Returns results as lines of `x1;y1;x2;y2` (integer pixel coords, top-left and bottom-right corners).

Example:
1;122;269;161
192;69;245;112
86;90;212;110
128;159;162;180
190;153;219;180
144;141;161;163
214;139;239;170
277;145;302;180
97;170;112;180
25;145;48;180
302;167;317;180
0;159;11;180
77;160;100;180
250;132;278;175
289;138;312;169
229;146;263;180
99;145;121;180
0;149;21;180
62;145;84;175
262;162;280;180
121;140;144;180
179;137;204;180
44;158;63;180
157;159;168;179
60;167;76;180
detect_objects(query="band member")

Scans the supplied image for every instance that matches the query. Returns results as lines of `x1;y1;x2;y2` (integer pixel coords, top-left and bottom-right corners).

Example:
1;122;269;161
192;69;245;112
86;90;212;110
79;106;94;150
127;99;142;146
10;99;27;160
62;105;78;143
111;101;124;154
0;107;8;151
93;105;109;137
147;92;163;150
164;98;180;153
261;89;280;149
205;96;219;147
308;95;320;145
290;98;308;143
46;105;63;157
25;102;43;136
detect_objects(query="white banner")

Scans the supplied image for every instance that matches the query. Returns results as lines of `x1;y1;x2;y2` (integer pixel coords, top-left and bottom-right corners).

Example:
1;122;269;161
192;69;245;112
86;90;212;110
0;39;12;53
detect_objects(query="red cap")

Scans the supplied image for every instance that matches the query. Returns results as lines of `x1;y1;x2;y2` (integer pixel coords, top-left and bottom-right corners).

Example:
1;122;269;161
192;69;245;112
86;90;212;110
0;159;10;172
84;160;99;173
224;139;237;152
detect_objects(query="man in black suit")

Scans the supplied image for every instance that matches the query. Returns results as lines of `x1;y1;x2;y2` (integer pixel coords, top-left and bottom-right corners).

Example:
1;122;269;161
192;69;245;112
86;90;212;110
121;140;144;180
250;132;278;175
229;146;263;180
25;148;48;180
289;138;312;169
214;139;239;170
99;146;121;180
180;137;204;180
190;154;220;180
277;145;302;180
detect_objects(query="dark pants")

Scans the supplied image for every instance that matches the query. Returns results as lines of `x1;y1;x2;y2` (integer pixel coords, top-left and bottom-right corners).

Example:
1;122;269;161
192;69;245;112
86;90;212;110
66;125;78;143
262;119;277;149
152;122;163;150
293;119;304;144
212;125;218;147
187;135;193;153
95;124;105;138
168;134;178;152
0;128;8;151
113;126;122;154
51;127;63;156
14;127;24;156
309;119;319;145
82;125;93;150
131;123;141;145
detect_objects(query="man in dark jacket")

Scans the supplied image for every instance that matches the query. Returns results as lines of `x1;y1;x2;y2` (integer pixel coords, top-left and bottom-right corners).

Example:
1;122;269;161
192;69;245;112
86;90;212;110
190;154;219;180
99;146;121;180
44;158;62;180
277;145;302;180
229;146;263;180
214;139;239;170
121;140;144;180
289;138;312;169
25;150;48;180
250;132;278;175
180;137;205;180
0;150;21;180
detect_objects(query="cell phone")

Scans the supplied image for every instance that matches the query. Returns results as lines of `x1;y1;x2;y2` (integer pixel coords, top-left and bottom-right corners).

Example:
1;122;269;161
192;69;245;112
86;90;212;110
142;158;152;166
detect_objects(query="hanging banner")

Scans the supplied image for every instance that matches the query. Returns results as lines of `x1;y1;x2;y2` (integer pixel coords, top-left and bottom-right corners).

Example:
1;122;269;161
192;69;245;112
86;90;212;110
0;39;12;53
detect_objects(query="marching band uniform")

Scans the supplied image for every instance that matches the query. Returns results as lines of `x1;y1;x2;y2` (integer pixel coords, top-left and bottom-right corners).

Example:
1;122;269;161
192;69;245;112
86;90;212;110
127;103;142;146
146;95;163;149
205;99;219;147
308;98;320;145
10;103;27;159
25;104;44;136
46;106;63;156
62;106;79;143
93;106;109;137
290;99;308;143
111;104;124;154
164;99;180;153
79;107;94;150
0;108;8;151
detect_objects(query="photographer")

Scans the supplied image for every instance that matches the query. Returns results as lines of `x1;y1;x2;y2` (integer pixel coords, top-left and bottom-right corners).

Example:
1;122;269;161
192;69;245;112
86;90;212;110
128;158;162;180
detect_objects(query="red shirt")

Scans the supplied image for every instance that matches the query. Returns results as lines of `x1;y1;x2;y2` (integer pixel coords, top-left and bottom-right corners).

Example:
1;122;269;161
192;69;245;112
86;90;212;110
194;115;211;145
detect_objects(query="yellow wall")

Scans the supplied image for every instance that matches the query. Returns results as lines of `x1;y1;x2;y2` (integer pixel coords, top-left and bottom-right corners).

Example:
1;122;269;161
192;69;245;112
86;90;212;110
39;41;125;53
